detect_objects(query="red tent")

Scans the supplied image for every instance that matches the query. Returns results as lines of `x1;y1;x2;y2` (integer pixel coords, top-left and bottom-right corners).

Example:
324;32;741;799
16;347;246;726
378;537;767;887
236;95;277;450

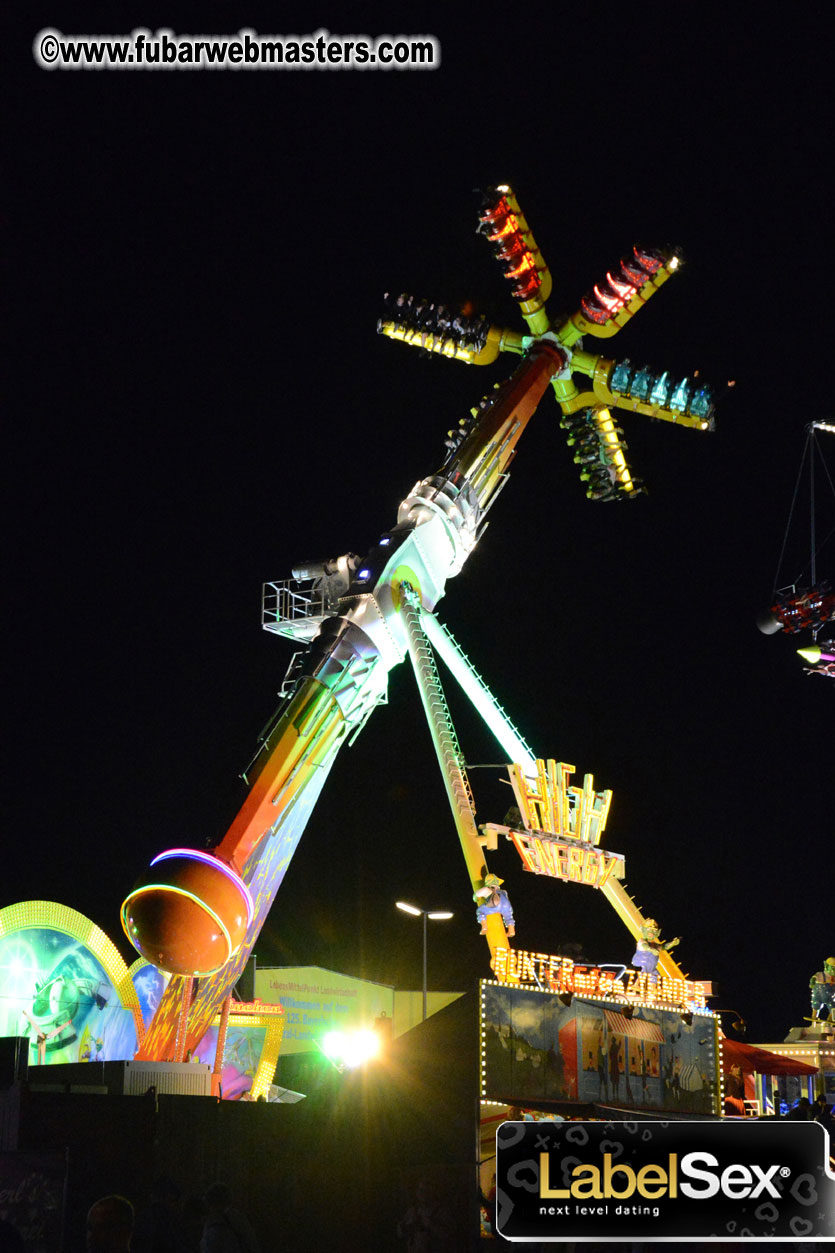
721;1036;818;1075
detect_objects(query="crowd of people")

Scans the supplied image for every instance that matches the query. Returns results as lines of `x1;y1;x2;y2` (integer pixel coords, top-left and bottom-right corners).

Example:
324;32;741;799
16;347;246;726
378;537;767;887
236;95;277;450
79;1181;262;1253
0;1178;263;1253
784;1093;834;1127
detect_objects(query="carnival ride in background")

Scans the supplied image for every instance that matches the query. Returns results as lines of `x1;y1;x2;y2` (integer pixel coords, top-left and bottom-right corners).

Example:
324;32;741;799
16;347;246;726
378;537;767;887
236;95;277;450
757;420;835;677
0;899;285;1096
120;185;718;1064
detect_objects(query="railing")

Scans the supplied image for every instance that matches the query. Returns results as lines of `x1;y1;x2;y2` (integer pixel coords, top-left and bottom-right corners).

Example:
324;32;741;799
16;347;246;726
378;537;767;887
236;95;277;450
262;579;328;637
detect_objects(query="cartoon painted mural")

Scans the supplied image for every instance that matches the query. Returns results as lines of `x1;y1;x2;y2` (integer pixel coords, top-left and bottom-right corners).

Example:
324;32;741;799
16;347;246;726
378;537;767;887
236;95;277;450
192;1023;268;1100
0;903;142;1065
481;982;719;1115
130;959;171;1031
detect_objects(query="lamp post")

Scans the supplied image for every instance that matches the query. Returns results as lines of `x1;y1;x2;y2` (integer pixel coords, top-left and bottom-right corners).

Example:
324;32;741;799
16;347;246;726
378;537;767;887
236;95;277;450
396;901;453;1021
714;1009;747;1034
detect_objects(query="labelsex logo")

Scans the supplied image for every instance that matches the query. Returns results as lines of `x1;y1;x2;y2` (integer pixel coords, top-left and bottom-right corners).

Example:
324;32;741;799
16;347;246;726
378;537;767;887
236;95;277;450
496;1120;835;1242
540;1150;782;1201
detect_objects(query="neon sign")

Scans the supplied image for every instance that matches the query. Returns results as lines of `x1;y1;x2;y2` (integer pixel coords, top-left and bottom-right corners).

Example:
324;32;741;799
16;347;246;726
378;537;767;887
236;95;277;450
484;758;625;888
493;948;708;1012
508;830;623;888
508;759;612;844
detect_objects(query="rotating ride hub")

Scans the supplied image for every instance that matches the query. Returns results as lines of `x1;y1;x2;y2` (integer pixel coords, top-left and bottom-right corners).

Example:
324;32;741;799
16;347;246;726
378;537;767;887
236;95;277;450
379;184;716;502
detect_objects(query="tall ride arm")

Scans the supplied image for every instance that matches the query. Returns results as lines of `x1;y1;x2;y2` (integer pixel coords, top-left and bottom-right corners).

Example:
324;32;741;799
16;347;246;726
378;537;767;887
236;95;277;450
415;608;690;982
601;878;687;983
419;612;536;773
400;587;511;960
125;343;565;1059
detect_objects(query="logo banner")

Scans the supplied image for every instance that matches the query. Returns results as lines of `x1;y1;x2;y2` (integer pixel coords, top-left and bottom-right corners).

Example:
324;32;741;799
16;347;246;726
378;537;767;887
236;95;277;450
496;1120;835;1242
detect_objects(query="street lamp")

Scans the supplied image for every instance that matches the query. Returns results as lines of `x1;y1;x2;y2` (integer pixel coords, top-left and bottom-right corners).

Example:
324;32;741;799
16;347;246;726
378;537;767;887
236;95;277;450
396;901;453;1021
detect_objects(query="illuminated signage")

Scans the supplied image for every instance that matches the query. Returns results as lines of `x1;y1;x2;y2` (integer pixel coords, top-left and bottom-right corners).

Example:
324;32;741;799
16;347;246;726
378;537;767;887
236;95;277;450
254;966;394;1055
493;948;707;1012
508;759;612;845
485;758;625;887
508;830;623;887
497;1123;835;1242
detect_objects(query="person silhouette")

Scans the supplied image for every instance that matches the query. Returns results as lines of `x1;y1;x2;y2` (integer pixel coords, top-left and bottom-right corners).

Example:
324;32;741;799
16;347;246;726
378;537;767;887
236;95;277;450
86;1195;134;1252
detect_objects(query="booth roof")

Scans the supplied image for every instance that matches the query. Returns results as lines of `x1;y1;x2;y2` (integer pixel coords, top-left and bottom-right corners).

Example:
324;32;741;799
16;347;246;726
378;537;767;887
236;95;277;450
721;1036;818;1075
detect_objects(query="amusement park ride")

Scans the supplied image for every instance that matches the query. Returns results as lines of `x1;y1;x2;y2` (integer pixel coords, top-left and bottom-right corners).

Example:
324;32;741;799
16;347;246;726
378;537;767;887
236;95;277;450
121;185;719;1064
757;420;835;677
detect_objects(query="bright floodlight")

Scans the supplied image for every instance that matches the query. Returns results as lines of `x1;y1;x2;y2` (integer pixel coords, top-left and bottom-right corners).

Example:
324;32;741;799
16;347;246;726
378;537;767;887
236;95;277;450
427;911;453;920
321;1028;380;1069
322;1030;345;1060
396;901;422;916
342;1029;381;1069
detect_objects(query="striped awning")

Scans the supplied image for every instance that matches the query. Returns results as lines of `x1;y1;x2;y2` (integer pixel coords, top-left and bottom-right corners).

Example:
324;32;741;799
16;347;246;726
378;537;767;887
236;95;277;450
604;1010;664;1042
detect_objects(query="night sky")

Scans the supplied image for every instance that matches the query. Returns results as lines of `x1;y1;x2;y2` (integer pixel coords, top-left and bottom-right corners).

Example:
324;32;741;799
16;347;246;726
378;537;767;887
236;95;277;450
4;7;833;1049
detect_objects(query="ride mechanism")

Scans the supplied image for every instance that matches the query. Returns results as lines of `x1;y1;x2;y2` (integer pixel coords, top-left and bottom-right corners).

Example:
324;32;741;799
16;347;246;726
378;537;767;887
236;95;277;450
757;420;835;677
121;185;717;1064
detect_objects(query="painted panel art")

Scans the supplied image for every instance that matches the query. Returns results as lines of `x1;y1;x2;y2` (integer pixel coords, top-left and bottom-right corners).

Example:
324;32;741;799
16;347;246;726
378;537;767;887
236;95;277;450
192;1023;268;1100
0;903;142;1065
129;959;170;1031
481;983;719;1115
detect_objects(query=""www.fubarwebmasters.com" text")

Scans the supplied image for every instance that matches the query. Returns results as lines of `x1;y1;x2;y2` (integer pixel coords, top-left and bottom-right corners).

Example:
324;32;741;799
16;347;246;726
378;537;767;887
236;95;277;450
33;27;441;71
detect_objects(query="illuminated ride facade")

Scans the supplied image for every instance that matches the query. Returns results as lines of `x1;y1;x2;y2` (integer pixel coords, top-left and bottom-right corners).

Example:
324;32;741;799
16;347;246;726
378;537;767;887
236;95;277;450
120;186;717;1065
